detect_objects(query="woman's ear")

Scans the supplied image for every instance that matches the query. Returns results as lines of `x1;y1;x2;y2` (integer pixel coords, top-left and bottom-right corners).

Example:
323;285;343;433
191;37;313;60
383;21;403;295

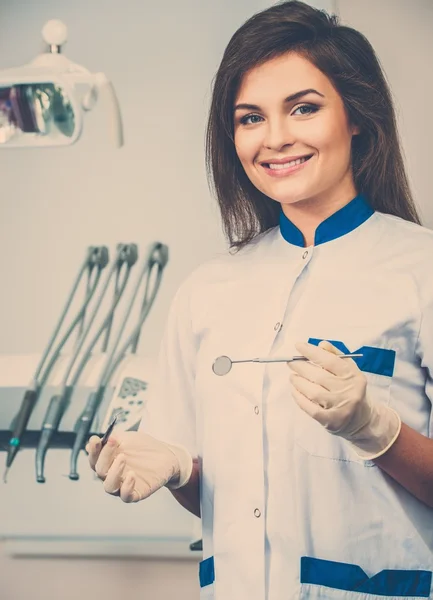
351;124;361;136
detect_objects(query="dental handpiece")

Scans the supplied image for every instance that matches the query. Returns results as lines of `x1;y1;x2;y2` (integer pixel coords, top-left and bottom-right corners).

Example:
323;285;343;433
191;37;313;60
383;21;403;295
3;247;103;484
69;243;168;481
35;245;135;483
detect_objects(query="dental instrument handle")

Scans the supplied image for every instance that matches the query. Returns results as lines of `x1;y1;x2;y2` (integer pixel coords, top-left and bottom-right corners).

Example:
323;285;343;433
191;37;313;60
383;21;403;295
5;248;100;481
103;249;167;386
251;353;364;364
253;356;307;363
232;356;313;365
33;249;94;385
63;246;137;481
38;249;108;395
69;389;104;481
34;247;110;483
68;244;138;391
76;264;94;344
68;243;167;480
3;388;38;482
36;390;73;483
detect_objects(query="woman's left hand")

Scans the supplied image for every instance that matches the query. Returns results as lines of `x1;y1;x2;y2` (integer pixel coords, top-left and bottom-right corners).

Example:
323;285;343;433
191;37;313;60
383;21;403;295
288;340;401;460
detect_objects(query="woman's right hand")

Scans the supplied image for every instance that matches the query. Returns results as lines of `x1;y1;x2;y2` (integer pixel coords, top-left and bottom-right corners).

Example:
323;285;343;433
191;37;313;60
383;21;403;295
86;431;193;503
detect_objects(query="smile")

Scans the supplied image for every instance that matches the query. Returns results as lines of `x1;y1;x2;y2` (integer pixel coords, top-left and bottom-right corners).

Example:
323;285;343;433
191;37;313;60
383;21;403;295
261;154;313;178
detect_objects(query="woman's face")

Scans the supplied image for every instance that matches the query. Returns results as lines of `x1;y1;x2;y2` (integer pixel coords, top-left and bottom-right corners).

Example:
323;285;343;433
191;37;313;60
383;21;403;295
233;52;360;211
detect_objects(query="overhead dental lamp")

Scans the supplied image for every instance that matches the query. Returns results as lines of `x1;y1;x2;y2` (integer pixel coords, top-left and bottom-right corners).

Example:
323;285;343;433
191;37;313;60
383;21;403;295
0;19;123;148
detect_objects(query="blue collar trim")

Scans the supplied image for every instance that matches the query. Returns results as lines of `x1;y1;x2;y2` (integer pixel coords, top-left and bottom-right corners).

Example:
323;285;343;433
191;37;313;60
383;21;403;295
279;194;374;247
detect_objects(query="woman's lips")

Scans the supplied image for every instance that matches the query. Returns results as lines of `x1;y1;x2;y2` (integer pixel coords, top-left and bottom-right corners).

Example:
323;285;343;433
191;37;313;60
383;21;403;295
261;155;313;178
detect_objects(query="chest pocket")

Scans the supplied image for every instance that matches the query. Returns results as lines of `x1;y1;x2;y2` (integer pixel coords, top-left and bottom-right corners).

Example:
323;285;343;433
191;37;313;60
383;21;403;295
293;337;396;465
308;338;396;379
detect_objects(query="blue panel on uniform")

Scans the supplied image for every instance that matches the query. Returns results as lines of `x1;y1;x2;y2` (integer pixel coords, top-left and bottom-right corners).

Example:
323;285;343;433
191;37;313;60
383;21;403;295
199;556;215;588
308;338;396;377
300;556;432;597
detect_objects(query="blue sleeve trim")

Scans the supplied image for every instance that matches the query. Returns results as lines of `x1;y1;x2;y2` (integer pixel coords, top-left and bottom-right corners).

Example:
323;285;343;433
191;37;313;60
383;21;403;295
301;557;432;597
199;556;215;588
308;338;396;377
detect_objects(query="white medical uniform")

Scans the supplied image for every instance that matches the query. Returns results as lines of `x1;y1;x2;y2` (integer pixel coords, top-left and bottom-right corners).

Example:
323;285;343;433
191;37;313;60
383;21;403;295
140;195;433;600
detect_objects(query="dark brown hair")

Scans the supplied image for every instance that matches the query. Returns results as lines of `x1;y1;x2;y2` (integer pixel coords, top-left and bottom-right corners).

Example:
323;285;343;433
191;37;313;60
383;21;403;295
205;0;421;250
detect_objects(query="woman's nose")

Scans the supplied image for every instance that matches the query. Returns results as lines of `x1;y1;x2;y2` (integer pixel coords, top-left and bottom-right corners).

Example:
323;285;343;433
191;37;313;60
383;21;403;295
263;117;295;150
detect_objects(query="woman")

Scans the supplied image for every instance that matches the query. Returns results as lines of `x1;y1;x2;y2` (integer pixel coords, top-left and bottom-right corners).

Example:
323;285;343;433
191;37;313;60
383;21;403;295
87;1;433;598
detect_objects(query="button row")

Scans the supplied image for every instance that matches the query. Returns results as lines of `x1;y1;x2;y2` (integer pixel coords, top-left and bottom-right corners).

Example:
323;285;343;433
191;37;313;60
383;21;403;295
252;404;261;518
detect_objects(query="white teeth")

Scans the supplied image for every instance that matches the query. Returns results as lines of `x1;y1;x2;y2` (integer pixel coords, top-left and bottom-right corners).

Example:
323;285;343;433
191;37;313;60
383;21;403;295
268;156;310;170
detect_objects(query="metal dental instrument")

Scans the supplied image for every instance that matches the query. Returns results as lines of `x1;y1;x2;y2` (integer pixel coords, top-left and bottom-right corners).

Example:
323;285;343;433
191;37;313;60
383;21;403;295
212;353;364;376
69;242;169;481
100;414;119;447
101;267;122;353
3;246;107;484
76;264;95;343
98;249;162;433
35;244;137;483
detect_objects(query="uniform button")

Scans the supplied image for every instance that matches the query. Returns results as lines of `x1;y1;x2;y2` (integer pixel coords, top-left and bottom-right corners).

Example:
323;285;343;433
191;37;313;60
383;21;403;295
254;508;261;518
274;322;281;331
302;250;308;259
254;406;260;415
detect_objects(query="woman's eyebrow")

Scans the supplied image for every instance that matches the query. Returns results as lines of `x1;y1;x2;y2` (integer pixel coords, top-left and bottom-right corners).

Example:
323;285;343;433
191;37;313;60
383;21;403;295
234;88;325;112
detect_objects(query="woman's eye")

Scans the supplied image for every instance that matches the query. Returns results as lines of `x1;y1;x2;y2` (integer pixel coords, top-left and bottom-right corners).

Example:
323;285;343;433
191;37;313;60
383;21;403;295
239;114;263;125
292;104;319;116
238;104;319;125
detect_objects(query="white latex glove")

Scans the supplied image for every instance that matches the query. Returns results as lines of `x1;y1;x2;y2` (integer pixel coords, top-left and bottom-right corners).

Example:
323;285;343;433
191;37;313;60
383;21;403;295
288;340;401;460
86;431;193;503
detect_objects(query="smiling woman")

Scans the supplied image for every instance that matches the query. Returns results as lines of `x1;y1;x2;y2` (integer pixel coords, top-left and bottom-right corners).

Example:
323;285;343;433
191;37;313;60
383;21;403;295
232;53;361;246
205;1;420;250
87;2;433;600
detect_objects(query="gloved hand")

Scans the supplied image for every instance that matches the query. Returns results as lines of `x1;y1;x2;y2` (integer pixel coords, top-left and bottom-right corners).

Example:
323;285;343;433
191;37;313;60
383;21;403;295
86;431;193;503
288;340;401;460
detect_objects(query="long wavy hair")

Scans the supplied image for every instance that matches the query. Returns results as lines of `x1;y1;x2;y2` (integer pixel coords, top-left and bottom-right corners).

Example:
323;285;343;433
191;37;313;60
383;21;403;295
205;0;421;251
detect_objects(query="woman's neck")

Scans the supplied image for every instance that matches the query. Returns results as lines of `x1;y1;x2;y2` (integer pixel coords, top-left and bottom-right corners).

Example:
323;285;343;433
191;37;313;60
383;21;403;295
281;187;358;247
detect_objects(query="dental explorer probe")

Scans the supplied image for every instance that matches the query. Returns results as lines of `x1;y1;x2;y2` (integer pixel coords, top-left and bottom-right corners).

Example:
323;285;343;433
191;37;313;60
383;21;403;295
35;244;138;483
3;247;108;483
100;414;119;447
212;353;364;376
69;242;169;480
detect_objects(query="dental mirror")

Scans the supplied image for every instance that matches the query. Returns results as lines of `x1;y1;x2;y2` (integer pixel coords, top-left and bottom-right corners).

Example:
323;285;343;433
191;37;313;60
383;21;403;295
212;353;363;376
212;355;233;376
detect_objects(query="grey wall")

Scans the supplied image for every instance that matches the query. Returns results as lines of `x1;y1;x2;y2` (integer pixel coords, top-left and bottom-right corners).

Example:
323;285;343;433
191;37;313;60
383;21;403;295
338;0;433;226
